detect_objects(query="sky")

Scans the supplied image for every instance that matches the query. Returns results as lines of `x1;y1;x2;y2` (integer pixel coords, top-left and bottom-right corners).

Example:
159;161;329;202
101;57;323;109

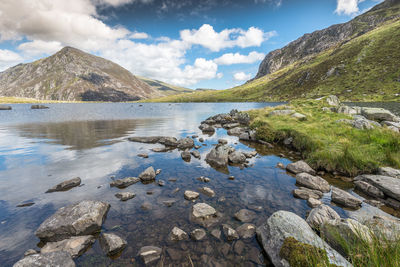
0;0;383;90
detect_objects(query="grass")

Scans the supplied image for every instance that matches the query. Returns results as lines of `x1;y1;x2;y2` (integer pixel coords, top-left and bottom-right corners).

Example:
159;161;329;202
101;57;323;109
246;100;400;176
0;96;85;104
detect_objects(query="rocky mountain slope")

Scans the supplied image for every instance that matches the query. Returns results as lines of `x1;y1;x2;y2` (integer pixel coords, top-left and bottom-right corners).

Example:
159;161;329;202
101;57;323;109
0;47;184;101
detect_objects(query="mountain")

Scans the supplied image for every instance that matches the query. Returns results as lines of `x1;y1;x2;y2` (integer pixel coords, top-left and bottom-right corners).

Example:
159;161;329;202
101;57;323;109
137;76;192;96
149;0;400;102
0;47;181;101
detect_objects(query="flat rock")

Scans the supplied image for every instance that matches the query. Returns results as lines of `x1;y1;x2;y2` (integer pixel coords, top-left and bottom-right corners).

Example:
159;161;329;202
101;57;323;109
295;173;330;192
331;187;362;209
307;198;322;208
128;136;164;143
137;153;149;158
139;167;156;182
99;233;127;256
192;203;217;219
184;190;199;200
292;187;323;200
236;223;256;239
138;246;162;265
256;210;350;267
31;105;49;109
286;160;316;175
191;229;206;241
227;127;245;135
306;204;340;229
361;107;397;122
110;177;140;188
41;235;95;258
355;174;400;201
115;192;135;201
13;251;75;267
234;209;256;223
364;215;400;241
269;109;295;116
0;105;11;110
151;147;169;152
200;187;215;197
35;200;110;242
169;227;188;241
159;137;178;147
24;249;38;257
222;224;239;241
354;180;384;199
46;177;81;193
291;112;306;121
378;167;400;179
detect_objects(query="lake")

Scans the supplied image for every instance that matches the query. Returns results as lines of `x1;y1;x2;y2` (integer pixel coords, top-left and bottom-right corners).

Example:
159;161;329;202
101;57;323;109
0;102;398;266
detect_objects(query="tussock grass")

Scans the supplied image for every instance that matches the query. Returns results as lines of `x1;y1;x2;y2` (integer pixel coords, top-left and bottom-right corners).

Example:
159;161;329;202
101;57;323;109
247;100;400;176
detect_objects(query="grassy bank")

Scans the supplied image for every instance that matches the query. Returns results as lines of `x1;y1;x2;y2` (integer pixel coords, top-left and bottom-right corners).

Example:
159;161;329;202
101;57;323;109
247;100;400;176
0;96;85;104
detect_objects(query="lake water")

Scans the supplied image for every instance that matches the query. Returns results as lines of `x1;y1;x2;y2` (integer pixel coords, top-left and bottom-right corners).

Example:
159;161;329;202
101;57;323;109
0;102;398;266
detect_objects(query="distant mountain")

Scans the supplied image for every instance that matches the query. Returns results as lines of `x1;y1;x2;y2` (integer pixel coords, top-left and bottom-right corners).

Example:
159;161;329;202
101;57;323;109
0;47;185;101
137;76;192;96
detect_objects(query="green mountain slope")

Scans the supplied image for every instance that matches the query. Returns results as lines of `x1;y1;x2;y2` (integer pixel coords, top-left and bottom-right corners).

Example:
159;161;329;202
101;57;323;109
137;76;192;96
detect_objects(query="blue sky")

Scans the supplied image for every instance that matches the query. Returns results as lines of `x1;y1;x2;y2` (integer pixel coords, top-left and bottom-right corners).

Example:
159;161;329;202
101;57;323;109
0;0;383;89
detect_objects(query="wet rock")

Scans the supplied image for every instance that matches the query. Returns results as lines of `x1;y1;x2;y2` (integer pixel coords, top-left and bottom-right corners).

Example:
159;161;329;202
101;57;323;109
41;235;95;258
307;198;322;208
170;227;188;241
128;136;164;143
13;251;75;267
115;192;135;201
199;137;204;142
306;204;340;230
295;173;330;193
141;202;152;210
361;107;397;122
24;249;38;257
228;151;246;164
138;246;162;265
192;203;217;219
354;180;384;198
17;202;35;207
292;187;323;200
46;177;81;193
239;130;257;141
276;162;285;169
211;229;221;239
200;187;215;197
157;180;165;186
205;144;230;167
199;123;215;133
257;210;350;267
177;137;195;149
184;190;199;200
269;109;295;116
191;150;201;159
197;176;210;183
227;127;245;135
355;174;400;201
191;229;206;241
181;151;191;161
234;240;245;255
151;147;169;152
31;105;49;109
166;248;183;261
110;177;139;188
234;209;256;223
236;223;256;239
162;199;176;207
159;137;178;147
336;105;358;115
139;167;156;182
155;169;161;175
35;201;110;242
222;224;239;241
138;153;149;158
331;187;362;209
0;105;11;110
378;167;400;179
286;160;316;175
99;233;127;256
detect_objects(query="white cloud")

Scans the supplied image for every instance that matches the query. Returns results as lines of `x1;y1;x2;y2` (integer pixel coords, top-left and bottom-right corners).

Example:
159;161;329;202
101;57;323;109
335;0;365;15
180;24;276;52
18;40;63;56
0;49;23;70
130;32;150;39
214;51;265;65
233;72;252;81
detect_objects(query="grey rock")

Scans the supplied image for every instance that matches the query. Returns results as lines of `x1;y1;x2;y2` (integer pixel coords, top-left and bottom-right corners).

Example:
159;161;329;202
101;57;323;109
218;138;228;144
99;233;127;256
292;187;323;200
139;167;156;182
110;177;139;188
128;136;164;143
157;180;165;186
234;240;245;255
234;209;257;223
177;137;195;149
378;167;400;178
211;229;221;239
388;126;399;133
181;151;191;161
191;228;206;241
41;235;94;258
159;137;178;147
256;210;350;267
331;187;362;209
228;151;246;164
155;169;161;175
235;112;251;125
286;160;316;175
46;177;81;193
191;150;201;159
325;95;340;106
24;249;38;257
337;105;358;115
223;123;240;129
197;176;210;183
162;199;176;207
306;204;340;229
0;105;11;110
115;192;135;201
236;223;256;239
31;105;49;109
295;172;330;192
200;187;215;197
205;144;230;167
364;215;400;241
307;198;322;208
381;121;400;128
138;246;162;265
269;109;295;116
170;227;188;241
35;201;110;242
184;190;199;200
137;153;149;158
13;251;75;267
361;107;397;122
151;147;169;152
239;130;257;141
354;180;384;198
192;203;217;219
276;162;285;169
199;137;204;142
199;123;215;133
227;127;245;135
355;174;400;201
222;224;239;241
291;112;307;120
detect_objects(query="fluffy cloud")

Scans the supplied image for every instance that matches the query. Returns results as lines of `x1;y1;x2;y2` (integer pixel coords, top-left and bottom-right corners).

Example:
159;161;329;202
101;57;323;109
180;24;276;52
130;32;150;39
18;40;63;56
233;72;252;81
214;51;265;65
0;49;23;70
335;0;365;15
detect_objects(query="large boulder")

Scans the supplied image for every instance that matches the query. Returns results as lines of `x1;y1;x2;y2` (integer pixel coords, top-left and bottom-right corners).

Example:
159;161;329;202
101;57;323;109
286;161;316;175
331;187;362;209
13;251;75;267
306;204;340;230
46;177;81;193
139;167;156;182
355;174;400;202
361;107;397;122
158;137;178;147
41;235;95;258
35;201;110;242
295;173;330;193
205;145;231;167
99;233;127;256
378;167;400;179
256;211;350;267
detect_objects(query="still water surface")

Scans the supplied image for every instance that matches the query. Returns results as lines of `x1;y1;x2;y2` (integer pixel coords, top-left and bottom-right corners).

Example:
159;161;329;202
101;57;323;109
0;102;398;266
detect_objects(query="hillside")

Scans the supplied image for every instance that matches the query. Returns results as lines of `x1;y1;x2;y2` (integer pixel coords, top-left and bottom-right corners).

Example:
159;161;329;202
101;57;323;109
148;0;400;102
0;47;182;102
137;76;192;96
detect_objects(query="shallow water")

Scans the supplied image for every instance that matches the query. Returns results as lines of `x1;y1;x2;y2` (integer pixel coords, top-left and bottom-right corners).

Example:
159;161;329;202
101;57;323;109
0;102;397;266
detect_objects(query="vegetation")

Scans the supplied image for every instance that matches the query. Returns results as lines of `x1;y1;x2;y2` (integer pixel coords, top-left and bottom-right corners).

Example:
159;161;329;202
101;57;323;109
0;96;83;104
137;76;192;96
246;100;400;176
147;19;400;103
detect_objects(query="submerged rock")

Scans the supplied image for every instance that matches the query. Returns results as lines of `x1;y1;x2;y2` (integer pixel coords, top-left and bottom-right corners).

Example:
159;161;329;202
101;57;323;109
306;204;340;230
222;224;239;241
139;167;156;182
200;187;215;197
191;228;206;241
184;190;199;200
331;187;362;209
169;227;188;241
110;177;139;188
286;160;316;175
46;177;81;193
35;200;110;242
236;223;256;239
13;251;75;267
234;209;256;223
115;192;136;201
295;173;330;192
138;246;162;265
41;235;95;259
99;233;127;256
31;105;49;109
192;203;217;219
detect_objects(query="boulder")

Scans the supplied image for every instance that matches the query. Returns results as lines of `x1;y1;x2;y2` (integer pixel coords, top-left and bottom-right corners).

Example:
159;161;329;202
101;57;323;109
377;167;400;179
13;251;75;267
227;127;245;135
191;229;206;241
184;190;199;200
191;203;217;219
200;187;215;197
307;198;322;208
110;177;139;188
228;151;246;164
331;187;362;209
191;150;201;159
239;130;257;141
337;105;358;115
223;123;240;129
291;112;307;121
159;137;178;147
222;224;239;241
234;209;257;223
381;121;400;128
0;105;11;110
295;173;330;193
236;223;256;239
256;210;350;267
325;95;340;106
139;167;156;182
181;151;191;161
137;153;148;158
46;177;81;193
355;174;400;201
31;105;49;109
205;144;230;167
99;233;127;256
115;192;135;201
292;187;323;200
286;160;316;175
354;180;384;199
41;235;95;258
35;201;110;242
169;227;188;241
306;204;340;229
234;112;251;125
269;110;295;116
138;246;162;265
361;107;397;122
177;138;195;149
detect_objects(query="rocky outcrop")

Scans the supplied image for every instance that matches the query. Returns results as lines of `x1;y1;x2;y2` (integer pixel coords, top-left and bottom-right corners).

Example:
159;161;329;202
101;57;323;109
46;177;81;193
